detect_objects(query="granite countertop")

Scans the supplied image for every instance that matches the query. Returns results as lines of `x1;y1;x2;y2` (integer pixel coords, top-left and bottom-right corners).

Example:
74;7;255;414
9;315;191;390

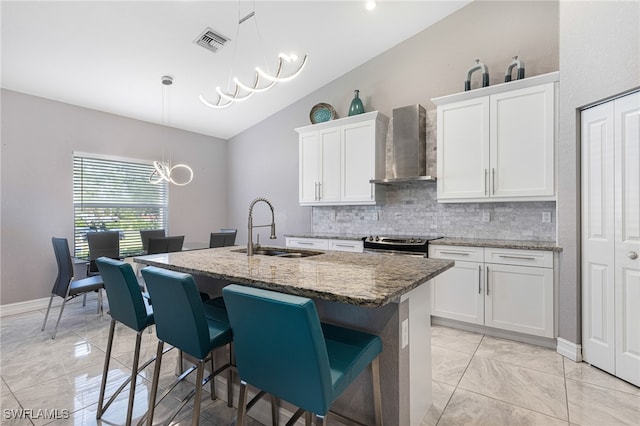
134;246;454;308
431;238;563;252
284;233;365;241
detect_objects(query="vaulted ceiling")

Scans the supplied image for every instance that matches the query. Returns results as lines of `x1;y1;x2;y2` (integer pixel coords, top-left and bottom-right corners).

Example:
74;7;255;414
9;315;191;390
2;1;470;139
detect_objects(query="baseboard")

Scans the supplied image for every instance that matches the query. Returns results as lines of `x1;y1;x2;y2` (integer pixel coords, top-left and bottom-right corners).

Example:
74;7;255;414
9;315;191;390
0;297;60;317
556;337;583;362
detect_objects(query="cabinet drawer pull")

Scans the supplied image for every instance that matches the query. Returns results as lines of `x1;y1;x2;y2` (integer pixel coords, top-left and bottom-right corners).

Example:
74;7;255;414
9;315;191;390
478;265;482;294
498;255;536;261
486;266;489;295
334;243;355;248
296;241;314;245
439;251;471;256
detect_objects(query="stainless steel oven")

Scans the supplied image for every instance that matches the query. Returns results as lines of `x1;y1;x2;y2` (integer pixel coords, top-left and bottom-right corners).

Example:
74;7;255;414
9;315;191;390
362;235;442;257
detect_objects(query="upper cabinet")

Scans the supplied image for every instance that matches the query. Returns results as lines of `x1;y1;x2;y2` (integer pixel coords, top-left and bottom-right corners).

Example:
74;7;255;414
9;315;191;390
432;72;558;203
295;111;388;206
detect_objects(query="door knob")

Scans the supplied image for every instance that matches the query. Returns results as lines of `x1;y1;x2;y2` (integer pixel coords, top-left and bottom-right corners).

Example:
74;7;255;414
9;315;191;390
629;251;638;260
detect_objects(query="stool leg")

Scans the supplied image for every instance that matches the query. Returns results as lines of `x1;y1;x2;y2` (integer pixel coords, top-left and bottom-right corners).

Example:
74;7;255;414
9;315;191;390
304;411;312;426
371;356;383;426
96;319;116;419
237;380;249;426
315;414;325;426
227;344;233;407
209;355;216;400
126;330;143;426
270;395;279;425
146;341;164;426
192;360;205;426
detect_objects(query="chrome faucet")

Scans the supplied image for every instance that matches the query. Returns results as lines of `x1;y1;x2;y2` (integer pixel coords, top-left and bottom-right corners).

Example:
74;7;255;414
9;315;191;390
247;197;276;256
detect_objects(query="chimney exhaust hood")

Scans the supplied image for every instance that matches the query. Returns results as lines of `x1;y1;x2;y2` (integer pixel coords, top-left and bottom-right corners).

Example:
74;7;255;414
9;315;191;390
370;104;436;184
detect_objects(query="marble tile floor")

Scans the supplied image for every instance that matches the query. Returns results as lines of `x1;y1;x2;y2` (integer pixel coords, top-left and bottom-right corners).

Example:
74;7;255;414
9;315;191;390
1;295;638;426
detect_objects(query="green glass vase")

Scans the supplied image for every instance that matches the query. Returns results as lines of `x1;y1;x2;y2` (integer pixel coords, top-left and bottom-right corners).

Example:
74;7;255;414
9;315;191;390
348;89;365;116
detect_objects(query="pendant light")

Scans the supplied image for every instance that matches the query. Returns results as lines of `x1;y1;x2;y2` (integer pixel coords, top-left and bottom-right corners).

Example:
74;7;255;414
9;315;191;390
149;75;194;186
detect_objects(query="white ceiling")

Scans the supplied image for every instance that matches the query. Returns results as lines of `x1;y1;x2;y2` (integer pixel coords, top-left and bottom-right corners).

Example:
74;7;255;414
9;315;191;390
1;1;470;139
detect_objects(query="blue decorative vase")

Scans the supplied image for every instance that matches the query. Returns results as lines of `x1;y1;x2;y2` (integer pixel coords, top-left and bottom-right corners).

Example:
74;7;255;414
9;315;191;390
348;90;365;116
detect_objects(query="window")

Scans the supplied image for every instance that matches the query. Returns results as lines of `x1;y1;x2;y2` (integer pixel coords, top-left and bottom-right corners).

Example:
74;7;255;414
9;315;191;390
73;153;168;258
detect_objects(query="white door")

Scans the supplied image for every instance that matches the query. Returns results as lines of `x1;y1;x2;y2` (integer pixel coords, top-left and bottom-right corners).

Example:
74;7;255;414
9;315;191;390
485;263;554;338
581;91;640;386
437;97;490;200
299;132;320;204
319;128;341;203
341;121;375;203
613;92;640;386
431;261;484;325
490;83;555;197
581;101;616;373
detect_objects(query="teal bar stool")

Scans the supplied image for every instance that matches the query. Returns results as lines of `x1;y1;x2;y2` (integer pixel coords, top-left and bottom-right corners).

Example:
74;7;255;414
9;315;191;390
141;266;233;426
95;257;160;425
222;284;384;426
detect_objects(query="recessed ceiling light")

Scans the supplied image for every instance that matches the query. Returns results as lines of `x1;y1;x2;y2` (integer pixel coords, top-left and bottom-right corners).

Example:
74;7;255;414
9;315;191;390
366;1;376;11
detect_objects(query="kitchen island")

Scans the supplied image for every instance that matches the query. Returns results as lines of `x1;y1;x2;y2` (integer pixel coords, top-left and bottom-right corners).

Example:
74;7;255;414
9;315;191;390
134;246;454;425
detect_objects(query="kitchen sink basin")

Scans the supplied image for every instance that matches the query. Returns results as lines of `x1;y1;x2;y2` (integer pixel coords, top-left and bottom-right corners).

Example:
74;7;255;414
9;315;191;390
232;247;323;258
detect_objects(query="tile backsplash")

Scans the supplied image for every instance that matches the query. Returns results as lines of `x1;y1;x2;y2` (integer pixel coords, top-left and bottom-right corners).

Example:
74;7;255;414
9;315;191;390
312;184;556;241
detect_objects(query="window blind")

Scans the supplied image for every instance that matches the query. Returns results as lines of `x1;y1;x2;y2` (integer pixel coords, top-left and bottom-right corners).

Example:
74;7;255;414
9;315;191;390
73;154;168;258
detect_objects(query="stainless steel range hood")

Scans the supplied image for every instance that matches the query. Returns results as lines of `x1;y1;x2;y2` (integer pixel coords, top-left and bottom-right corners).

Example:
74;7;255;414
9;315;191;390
370;104;436;185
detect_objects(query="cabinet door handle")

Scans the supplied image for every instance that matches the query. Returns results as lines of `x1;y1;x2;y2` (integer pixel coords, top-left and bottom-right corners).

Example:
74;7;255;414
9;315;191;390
370;183;374;200
484;169;488;195
498;255;536;261
486;266;490;295
318;182;322;200
440;251;470;256
492;168;495;195
478;265;482;294
314;182;319;200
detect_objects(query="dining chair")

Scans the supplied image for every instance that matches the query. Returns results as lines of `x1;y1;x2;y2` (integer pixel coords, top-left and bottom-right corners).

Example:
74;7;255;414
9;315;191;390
95;257;159;425
141;266;234;426
147;235;185;254
222;284;383;426
41;237;104;339
139;229;165;253
209;229;237;248
87;231;121;276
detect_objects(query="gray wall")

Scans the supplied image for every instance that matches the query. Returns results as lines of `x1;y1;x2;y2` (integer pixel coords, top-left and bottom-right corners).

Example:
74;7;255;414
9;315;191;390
227;0;560;246
556;1;640;344
0;90;228;304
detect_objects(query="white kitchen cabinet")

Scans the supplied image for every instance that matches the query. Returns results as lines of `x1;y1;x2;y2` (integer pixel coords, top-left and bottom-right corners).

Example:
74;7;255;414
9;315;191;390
433;72;558;203
430;245;555;338
296;111;387;206
286;237;363;253
430;246;484;324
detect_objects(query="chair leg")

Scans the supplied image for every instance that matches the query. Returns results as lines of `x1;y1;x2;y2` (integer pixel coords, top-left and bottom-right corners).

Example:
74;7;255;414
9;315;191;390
126;330;143;426
270;395;279;426
41;294;55;331
51;297;69;339
209;354;216;400
227;343;233;407
192;360;205;426
83;293;87;307
96;319;117;419
236;380;249;426
97;289;104;316
371;356;383;426
315;414;325;426
146;341;164;426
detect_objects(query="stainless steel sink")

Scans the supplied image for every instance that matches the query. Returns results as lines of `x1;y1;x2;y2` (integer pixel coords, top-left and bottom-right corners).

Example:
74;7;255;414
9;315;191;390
232;247;322;258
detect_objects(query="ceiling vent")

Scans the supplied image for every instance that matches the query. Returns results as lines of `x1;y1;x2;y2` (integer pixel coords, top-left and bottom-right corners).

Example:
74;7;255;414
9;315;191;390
194;28;230;53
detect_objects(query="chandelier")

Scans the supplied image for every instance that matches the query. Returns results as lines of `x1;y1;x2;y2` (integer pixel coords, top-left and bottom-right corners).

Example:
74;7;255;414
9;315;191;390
199;9;308;109
149;76;194;186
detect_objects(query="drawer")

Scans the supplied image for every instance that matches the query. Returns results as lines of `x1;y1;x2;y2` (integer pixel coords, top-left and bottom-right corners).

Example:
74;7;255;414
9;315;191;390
484;247;552;268
329;239;364;252
285;237;329;250
429;245;484;262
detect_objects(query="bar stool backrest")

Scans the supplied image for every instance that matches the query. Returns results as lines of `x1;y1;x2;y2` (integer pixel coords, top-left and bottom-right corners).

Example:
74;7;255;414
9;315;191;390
96;257;152;332
141;266;213;360
223;284;334;415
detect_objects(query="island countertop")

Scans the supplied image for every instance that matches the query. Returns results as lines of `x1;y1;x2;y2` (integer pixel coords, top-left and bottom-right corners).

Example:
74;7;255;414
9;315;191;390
134;246;454;308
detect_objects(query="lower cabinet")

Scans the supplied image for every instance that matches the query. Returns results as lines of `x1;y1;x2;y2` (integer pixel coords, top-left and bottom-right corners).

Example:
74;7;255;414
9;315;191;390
429;245;555;338
285;237;363;253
